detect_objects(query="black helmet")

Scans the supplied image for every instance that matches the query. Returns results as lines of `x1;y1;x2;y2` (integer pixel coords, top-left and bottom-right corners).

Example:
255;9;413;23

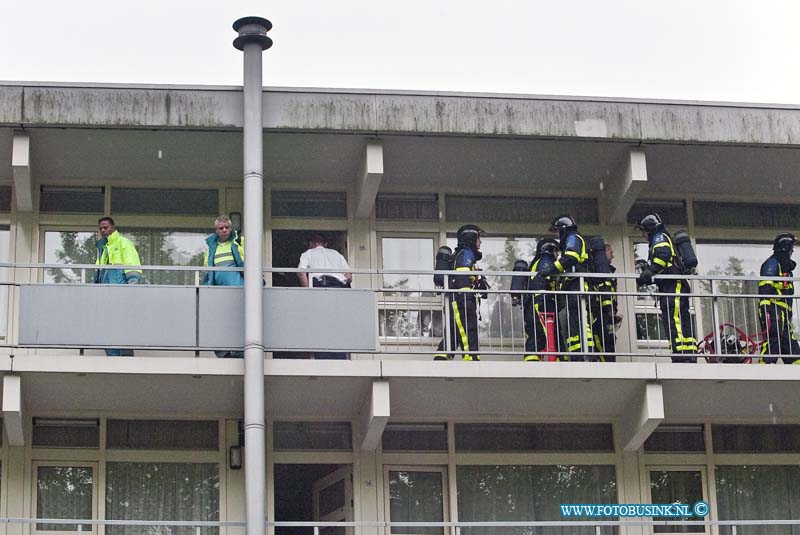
635;213;665;235
536;238;559;257
549;215;577;234
456;224;484;249
773;232;797;253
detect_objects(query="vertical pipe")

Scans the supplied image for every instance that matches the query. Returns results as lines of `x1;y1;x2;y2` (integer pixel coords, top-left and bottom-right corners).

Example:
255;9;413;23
233;16;272;535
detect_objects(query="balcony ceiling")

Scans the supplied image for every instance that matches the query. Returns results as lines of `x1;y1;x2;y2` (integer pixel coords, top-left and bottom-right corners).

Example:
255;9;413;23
1;127;799;199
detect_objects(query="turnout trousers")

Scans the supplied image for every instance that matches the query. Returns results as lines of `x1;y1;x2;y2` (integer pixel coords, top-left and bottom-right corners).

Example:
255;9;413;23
759;302;800;364
658;279;697;363
435;292;479;361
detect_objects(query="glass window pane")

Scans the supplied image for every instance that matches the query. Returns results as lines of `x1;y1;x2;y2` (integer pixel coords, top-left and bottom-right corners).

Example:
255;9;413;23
695;243;771;347
649;471;704;533
628;201;688;226
694;202;800;229
44;230;208;285
112;188;218;215
446;196;599;224
446;236;537;341
37;466;93;531
40;186;104;213
379;309;442;339
34;420;100;449
381;237;435;294
107;420;218;451
273;422;353;451
272;191;347;218
106;462;219;535
716;465;800;535
318;479;345;517
457;465;617;535
382;424;448;452
644;425;705;453
455;423;614;452
376;194;439;221
712;425;800;453
389;471;444;535
0;226;10;336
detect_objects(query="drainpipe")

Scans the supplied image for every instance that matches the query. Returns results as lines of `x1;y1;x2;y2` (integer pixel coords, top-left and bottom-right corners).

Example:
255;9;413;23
233;16;272;535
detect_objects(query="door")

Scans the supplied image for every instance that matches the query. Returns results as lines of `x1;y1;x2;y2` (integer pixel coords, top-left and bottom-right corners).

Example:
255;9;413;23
646;466;710;535
313;465;353;535
33;462;97;535
384;466;449;535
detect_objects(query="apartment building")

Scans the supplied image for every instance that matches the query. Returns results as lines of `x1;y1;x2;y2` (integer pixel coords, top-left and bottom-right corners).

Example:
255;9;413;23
0;82;799;535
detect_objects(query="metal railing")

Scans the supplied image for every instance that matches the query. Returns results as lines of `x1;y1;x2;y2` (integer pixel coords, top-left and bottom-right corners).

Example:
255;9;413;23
1;262;798;362
5;517;800;535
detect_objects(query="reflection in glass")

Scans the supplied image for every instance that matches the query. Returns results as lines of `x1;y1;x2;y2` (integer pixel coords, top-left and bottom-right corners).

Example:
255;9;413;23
446;236;538;341
37;466;93;531
457;465;617;535
695;243;771;345
105;462;219;535
649;470;704;533
381;237;435;296
379;310;442;338
716;465;800;535
44;230;208;285
389;471;444;535
0;227;10;336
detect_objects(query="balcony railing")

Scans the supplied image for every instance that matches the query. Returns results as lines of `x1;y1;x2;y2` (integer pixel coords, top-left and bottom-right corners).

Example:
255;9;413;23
1;262;796;362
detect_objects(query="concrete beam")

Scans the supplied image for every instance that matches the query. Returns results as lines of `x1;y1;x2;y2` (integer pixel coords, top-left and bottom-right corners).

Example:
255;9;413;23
360;380;390;451
620;382;664;452
354;141;384;219
12;133;33;212
2;374;24;446
601;148;647;225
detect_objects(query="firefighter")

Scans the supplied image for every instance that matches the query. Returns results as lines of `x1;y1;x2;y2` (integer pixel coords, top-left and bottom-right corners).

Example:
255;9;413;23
636;214;698;362
522;238;560;361
591;242;620;362
758;232;800;363
434;224;484;361
542;215;595;361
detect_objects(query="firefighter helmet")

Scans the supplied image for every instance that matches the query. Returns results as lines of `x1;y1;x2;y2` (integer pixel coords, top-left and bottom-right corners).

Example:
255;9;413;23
773;232;797;253
635;213;665;235
456;224;484;249
536;238;560;257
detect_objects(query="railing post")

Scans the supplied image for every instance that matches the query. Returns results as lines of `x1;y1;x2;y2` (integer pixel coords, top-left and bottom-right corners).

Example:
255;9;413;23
196;527;202;535
580;275;590;355
711;279;722;361
443;273;451;356
732;525;737;535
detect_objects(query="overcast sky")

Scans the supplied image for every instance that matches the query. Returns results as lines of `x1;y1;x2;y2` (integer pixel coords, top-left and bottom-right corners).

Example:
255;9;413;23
2;0;800;104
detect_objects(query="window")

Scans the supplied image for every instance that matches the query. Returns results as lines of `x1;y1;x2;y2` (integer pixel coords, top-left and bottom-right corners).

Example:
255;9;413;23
446;196;599;224
712;425;800;453
644;425;705;453
628;201;688;226
35;465;94;532
111;188;218;215
379;236;440;339
33;418;100;449
455;423;614;452
105;462;219;535
387;468;447;535
376;194;439;221
382;423;448;452
648;470;705;533
273;422;353;451
107;420;218;451
44;229;208;285
694;202;800;229
272;191;347;218
715;465;800;535
457;465;617;535
446;236;537;343
40;186;104;213
694;242;771;344
0;225;10;337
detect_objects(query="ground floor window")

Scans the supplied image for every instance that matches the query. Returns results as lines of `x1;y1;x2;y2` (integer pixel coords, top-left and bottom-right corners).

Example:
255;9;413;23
105;462;219;535
715;465;800;535
456;464;617;535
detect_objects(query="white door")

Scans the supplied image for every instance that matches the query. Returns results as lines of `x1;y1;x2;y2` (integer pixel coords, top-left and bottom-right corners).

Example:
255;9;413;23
384;466;449;535
33;462;98;535
646;466;710;535
313;466;353;535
